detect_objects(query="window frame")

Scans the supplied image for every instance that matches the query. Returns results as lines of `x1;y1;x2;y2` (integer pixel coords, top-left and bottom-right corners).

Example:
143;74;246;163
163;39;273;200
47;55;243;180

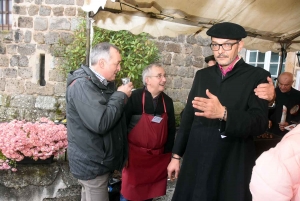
245;50;285;82
1;0;12;30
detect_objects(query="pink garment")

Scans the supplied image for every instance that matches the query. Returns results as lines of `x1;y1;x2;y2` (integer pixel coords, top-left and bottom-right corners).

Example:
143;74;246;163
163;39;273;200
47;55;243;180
250;124;300;201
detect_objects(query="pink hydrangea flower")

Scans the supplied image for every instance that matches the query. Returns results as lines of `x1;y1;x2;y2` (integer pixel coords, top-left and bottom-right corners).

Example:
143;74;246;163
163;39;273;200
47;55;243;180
0;118;68;171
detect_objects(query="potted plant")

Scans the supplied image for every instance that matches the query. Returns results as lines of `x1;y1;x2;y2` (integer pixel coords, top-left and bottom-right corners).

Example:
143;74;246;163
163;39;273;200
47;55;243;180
0;117;68;171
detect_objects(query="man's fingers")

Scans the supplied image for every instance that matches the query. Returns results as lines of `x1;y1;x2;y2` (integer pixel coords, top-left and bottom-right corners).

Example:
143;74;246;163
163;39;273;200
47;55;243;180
206;89;216;99
267;76;273;85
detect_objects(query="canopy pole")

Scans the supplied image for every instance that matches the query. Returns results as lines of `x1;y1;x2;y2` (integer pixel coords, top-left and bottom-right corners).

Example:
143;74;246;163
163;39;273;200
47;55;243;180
276;44;287;87
85;12;91;66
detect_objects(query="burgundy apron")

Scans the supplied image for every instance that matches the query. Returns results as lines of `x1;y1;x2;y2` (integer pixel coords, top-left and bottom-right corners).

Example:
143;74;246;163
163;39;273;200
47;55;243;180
121;92;171;201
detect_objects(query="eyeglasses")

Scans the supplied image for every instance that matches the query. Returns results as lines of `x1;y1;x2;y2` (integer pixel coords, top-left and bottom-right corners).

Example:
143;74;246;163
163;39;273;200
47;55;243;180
148;74;167;79
210;41;240;51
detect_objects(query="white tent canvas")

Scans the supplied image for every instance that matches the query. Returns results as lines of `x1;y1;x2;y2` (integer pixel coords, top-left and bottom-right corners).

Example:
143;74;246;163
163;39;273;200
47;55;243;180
83;0;300;53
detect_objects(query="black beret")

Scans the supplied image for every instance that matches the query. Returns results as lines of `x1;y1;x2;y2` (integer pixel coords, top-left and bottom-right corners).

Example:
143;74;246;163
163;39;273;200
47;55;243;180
206;22;247;40
204;55;215;63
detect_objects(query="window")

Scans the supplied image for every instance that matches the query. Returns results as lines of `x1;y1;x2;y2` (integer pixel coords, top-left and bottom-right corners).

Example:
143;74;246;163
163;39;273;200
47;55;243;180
246;50;285;83
0;0;12;30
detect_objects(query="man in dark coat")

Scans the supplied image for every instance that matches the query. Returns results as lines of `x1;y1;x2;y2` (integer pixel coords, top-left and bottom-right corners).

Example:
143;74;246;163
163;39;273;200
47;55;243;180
66;42;133;201
268;72;300;136
167;22;270;201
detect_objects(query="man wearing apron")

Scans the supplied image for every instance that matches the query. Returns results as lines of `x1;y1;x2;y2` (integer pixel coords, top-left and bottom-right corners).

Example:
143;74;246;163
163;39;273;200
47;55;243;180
121;63;176;201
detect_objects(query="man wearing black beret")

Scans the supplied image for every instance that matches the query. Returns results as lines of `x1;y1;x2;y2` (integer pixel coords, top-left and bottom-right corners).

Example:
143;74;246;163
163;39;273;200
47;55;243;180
168;22;271;201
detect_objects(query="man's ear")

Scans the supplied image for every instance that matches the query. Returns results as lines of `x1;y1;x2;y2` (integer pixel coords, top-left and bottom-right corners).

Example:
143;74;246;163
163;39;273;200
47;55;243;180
98;59;105;68
238;40;244;52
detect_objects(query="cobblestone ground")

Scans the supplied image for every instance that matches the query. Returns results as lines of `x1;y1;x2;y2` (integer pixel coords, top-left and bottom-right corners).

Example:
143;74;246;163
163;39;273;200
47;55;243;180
153;180;176;201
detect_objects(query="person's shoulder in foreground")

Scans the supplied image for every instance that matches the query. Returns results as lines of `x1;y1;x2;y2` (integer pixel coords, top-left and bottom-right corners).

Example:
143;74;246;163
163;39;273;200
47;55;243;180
250;124;300;201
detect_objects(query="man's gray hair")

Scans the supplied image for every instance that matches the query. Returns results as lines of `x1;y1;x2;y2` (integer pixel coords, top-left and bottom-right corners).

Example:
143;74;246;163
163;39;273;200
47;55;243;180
142;63;163;85
90;42;120;66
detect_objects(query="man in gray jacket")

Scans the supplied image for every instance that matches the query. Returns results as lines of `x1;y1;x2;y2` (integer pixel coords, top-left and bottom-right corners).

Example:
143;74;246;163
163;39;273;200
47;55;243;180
66;42;133;201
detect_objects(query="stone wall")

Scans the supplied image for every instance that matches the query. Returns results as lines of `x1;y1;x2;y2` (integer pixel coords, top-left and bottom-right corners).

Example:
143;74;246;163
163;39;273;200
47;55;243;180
0;0;85;122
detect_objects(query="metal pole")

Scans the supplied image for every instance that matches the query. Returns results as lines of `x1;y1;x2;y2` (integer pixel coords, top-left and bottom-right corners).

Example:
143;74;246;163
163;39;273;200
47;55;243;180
276;46;286;87
86;12;90;66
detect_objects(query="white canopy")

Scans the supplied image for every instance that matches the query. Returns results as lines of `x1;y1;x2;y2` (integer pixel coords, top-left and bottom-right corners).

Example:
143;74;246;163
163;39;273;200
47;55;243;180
82;0;300;53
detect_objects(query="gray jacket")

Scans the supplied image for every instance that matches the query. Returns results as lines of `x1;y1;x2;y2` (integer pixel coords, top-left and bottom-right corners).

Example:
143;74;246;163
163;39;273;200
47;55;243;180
66;65;128;180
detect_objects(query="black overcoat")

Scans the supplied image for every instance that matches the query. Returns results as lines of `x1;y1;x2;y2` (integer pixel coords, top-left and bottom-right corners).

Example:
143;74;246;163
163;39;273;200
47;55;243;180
172;59;270;201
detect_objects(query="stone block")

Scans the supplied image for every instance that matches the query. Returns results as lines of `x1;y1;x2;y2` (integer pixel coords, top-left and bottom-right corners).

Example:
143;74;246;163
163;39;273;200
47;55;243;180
177;67;189;77
0;44;6;54
28;5;39;16
34;17;48;31
161;52;172;65
65;7;76;16
0;93;10;106
196;34;211;46
24;30;32;43
183;44;193;54
177;89;190;103
13;5;27;15
192;45;203;57
192;56;204;68
182;77;193;89
184;55;193;67
70;18;81;31
39;5;51;16
202;46;214;57
10;55;29;67
49;18;71;31
166;43;182;53
76;0;84;6
0;78;5;91
18;44;36;55
158;36;177;42
2;68;17;78
173;77;182;89
33;32;45;44
5;108;19;120
54;82;67;96
45;0;75;5
35;96;56;110
52;6;64;16
155;41;165;52
5;79;25;93
164;89;178;101
25;82;54;96
164;65;177;76
35;0;43;5
18;17;33;28
10;94;35;109
172;53;185;66
0;55;9;67
60;32;74;44
186;35;197;44
6;45;18;54
18;67;32;79
188;67;195;78
37;44;51;53
14;29;23;43
49;69;66;82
